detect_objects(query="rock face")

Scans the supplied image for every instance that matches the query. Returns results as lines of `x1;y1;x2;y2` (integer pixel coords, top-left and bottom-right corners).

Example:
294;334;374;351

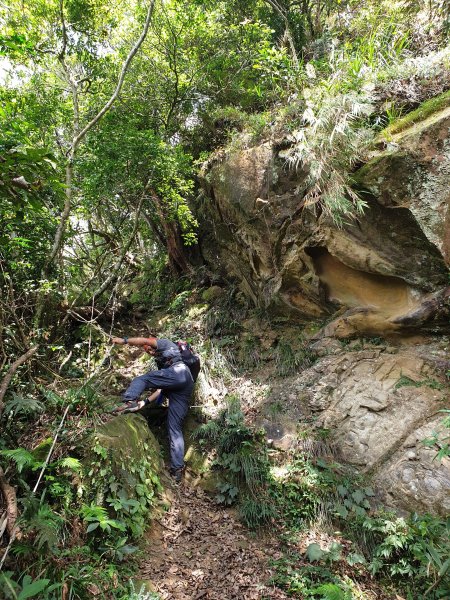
91;414;162;503
198;97;450;516
260;344;450;516
198;103;450;338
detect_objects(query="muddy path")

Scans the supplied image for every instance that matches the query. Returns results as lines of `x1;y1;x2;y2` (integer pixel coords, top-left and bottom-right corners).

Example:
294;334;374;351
138;476;288;600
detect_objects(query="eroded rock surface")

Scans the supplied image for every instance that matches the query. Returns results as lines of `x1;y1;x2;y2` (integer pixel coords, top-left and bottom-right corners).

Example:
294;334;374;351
198;102;450;338
259;343;450;515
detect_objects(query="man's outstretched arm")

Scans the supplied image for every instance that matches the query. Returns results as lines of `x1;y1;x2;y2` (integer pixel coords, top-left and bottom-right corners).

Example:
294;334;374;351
111;336;157;348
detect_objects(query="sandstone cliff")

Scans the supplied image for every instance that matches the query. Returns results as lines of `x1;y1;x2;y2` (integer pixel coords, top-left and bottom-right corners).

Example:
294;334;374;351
197;97;450;515
199;100;450;340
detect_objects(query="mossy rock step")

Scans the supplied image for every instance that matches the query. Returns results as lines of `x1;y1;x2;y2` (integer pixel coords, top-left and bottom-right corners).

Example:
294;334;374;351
379;89;450;139
183;414;223;493
92;414;163;497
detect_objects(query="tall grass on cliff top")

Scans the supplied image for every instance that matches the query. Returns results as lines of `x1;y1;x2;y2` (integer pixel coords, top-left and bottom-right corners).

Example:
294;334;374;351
282;86;373;225
277;41;450;225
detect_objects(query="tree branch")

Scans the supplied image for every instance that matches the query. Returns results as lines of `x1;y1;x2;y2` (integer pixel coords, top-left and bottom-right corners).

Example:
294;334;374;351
45;0;156;272
87;185;148;302
265;0;300;68
71;0;156;153
0;346;39;418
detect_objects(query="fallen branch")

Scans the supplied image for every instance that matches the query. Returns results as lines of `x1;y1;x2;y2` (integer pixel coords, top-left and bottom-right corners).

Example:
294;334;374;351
0;346;39;418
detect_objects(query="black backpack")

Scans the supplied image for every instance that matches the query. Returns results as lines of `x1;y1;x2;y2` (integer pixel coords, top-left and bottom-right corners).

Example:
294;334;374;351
177;341;201;382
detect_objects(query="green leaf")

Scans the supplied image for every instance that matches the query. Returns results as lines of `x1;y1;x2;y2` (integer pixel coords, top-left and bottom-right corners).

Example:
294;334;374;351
306;543;325;562
438;557;450;577
18;578;50;600
337;484;347;497
0;448;38;472
346;552;366;566
59;457;81;471
311;582;345;600
351;489;364;504
86;522;99;533
335;504;348;518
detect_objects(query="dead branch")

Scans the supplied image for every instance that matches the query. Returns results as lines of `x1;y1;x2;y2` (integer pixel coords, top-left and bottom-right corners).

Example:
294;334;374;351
0;346;39;418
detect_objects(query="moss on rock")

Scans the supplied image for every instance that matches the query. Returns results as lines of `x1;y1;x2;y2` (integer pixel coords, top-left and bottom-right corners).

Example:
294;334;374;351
82;414;163;537
380;89;450;138
95;414;162;475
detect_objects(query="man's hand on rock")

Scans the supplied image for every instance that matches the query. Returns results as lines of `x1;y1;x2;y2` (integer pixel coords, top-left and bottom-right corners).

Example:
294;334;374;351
112;336;126;344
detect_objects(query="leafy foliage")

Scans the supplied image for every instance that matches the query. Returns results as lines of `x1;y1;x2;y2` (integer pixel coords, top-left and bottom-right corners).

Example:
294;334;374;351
360;512;450;593
17;496;64;552
194;395;274;525
3;393;45;417
282;90;373;224
82;438;161;542
422;409;450;461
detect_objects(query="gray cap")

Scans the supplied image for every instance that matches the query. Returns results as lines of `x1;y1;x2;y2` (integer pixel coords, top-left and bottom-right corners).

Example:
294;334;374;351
156;338;181;361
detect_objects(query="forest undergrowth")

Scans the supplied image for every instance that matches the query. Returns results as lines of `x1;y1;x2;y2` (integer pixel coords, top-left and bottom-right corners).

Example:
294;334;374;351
1;279;450;598
1;0;450;598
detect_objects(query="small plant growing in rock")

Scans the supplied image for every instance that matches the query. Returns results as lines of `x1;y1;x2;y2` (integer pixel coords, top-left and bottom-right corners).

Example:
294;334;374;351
395;375;444;390
274;339;316;376
422;409;450;461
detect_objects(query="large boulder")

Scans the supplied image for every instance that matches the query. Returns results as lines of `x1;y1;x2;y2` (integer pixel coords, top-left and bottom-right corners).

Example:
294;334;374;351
84;414;162;512
198;101;450;338
357;103;450;264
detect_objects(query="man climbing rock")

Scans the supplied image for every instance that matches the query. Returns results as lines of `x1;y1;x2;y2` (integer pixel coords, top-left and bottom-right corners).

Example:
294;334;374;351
111;335;194;482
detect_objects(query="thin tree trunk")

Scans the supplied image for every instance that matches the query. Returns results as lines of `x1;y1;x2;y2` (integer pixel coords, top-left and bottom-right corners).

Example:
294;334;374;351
37;0;157;322
142;210;167;249
150;189;190;274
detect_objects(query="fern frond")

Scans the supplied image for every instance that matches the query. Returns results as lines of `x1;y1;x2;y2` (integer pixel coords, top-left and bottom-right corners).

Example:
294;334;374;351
59;457;81;471
192;420;221;443
4;393;44;416
0;448;40;472
19;498;63;550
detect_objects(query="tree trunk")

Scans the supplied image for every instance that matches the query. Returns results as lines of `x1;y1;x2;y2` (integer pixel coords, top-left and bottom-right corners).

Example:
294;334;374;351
0;466;20;538
149;189;190;274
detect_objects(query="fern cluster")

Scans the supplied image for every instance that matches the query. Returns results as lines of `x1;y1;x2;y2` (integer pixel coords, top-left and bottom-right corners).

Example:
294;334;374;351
194;395;274;526
282;90;373;225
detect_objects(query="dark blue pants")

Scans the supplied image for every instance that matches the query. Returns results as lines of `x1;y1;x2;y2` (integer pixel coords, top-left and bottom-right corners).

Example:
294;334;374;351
122;365;192;470
166;397;189;470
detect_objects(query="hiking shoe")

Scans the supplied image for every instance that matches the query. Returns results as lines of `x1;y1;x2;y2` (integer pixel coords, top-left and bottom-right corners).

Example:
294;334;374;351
169;466;185;483
123;399;147;413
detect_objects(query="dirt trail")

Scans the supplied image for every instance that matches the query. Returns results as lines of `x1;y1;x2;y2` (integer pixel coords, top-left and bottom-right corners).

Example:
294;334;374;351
138;477;288;600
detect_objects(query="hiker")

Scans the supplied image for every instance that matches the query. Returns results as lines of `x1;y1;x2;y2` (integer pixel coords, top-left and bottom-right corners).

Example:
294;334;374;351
111;335;194;481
